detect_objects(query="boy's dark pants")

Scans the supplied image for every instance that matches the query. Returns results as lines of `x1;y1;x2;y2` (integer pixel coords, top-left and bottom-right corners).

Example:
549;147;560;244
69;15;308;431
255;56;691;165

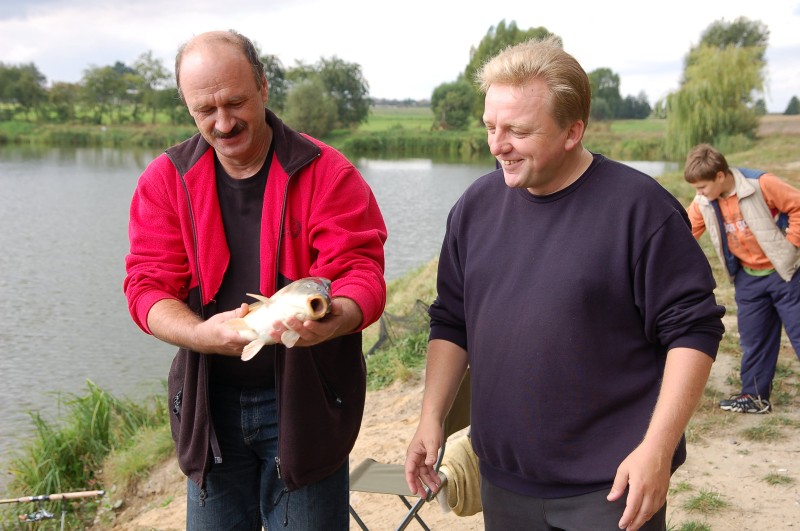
735;268;800;400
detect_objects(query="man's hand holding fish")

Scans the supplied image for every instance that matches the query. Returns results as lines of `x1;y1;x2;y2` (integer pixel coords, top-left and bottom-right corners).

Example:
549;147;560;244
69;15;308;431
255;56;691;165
268;296;363;348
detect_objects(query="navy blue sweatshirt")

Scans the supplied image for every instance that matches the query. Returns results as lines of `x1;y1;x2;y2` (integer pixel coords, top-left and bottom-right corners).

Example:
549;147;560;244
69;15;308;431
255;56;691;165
429;154;725;498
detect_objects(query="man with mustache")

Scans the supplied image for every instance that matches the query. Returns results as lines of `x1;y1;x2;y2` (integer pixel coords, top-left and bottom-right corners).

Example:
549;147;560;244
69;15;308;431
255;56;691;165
124;30;387;530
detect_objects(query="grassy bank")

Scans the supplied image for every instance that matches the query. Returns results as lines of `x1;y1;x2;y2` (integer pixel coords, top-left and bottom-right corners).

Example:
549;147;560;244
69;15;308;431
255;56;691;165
0;382;171;529
3;106;795;165
1;105;673;161
2;115;798;529
0;121;198;149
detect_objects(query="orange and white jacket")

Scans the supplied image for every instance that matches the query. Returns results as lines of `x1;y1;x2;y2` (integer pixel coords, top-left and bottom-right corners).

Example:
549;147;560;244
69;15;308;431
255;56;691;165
688;167;800;282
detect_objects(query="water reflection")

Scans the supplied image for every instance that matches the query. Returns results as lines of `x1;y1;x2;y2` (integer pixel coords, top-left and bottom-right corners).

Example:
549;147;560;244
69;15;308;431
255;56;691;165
357;157;493;280
357;157;679;280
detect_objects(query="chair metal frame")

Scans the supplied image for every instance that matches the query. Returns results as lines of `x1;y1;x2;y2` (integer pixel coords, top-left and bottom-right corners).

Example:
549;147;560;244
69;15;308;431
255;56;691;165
349;369;471;531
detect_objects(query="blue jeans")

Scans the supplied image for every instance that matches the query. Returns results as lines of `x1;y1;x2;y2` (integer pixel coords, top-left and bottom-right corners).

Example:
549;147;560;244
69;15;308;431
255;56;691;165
735;269;800;400
186;384;349;530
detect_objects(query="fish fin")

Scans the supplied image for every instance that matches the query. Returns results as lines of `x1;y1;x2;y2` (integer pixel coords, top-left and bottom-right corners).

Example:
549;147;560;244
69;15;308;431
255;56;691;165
246;293;272;305
281;330;300;348
241;339;267;361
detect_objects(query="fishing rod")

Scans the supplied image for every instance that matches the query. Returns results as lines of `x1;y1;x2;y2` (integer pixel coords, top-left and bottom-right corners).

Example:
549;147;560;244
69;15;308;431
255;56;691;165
0;489;104;530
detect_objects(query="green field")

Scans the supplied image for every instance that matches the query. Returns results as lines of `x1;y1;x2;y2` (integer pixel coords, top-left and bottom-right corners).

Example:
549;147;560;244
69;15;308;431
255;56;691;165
360;105;436;132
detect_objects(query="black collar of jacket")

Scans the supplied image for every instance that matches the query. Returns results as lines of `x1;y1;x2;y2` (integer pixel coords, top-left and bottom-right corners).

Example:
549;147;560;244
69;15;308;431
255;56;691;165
166;108;321;178
265;108;321;177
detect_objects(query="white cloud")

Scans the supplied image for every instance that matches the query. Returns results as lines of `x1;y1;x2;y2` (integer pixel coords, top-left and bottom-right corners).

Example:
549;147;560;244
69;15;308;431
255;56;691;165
1;0;798;112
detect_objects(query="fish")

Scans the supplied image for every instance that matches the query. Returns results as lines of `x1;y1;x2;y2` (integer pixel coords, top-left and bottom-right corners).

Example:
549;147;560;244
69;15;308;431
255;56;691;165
223;277;333;360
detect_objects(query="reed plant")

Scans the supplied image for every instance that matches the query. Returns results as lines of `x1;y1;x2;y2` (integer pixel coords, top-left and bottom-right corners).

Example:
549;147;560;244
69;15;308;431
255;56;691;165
0;381;168;529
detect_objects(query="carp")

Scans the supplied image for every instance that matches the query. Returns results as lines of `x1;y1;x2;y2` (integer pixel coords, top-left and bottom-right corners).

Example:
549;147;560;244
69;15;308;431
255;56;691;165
224;277;332;360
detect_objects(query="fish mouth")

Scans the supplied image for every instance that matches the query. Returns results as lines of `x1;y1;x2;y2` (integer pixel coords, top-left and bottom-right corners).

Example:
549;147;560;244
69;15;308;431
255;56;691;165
307;294;331;319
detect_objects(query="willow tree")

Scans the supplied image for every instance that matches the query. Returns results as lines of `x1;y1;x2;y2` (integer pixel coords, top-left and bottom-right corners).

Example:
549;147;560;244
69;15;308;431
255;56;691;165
686;17;769;67
664;17;768;160
664;45;764;160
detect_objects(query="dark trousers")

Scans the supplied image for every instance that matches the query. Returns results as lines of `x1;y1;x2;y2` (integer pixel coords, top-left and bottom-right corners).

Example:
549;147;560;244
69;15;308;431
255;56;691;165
735;268;800;400
481;477;666;530
186;384;349;530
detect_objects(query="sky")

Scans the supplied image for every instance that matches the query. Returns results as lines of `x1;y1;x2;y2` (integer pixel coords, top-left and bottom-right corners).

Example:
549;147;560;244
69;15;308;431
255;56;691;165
1;0;798;113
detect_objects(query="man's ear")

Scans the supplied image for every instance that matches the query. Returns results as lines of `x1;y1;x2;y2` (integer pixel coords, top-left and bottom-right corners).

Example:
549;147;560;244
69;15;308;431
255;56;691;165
564;120;585;151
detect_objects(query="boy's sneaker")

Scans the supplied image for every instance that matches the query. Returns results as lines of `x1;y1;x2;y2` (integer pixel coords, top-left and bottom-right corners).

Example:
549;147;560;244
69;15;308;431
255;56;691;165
719;393;771;414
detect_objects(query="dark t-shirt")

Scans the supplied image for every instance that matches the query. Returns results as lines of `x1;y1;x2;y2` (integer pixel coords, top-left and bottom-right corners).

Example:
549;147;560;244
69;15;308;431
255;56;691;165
209;143;276;388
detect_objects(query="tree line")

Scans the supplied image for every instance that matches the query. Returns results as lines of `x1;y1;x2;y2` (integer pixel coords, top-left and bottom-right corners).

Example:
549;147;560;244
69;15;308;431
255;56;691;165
1;16;798;155
0;50;372;138
431;20;654;131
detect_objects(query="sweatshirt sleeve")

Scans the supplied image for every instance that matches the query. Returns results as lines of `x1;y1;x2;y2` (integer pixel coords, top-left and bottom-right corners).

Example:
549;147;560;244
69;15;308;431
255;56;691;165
759;172;800;247
428;200;469;350
634;210;725;358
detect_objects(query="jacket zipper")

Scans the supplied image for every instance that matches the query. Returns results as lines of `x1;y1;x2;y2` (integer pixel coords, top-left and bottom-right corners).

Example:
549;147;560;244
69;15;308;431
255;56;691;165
270;149;319;489
176;165;223;483
273;171;292;487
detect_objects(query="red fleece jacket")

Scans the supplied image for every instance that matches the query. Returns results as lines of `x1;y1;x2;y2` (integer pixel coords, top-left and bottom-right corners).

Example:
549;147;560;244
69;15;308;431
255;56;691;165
123;110;386;491
125;112;386;332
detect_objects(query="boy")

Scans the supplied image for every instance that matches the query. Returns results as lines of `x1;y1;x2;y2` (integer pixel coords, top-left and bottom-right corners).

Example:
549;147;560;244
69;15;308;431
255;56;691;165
684;143;800;413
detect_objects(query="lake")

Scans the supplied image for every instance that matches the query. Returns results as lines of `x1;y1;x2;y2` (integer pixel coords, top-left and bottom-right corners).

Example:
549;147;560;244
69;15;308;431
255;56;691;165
0;144;676;492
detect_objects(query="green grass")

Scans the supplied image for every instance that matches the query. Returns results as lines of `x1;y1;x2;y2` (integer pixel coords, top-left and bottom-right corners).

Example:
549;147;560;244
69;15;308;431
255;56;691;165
669;481;694;495
360;105;436;132
763;472;795;486
101;424;174;491
91;423;175;528
363;259;438;390
607;118;668;134
0;381;168;529
672;522;712;531
682;489;728;513
741;415;796;442
365;330;430;390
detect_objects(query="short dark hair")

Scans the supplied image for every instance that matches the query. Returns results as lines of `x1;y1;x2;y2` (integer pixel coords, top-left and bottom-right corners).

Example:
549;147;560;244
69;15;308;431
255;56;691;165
683;144;730;183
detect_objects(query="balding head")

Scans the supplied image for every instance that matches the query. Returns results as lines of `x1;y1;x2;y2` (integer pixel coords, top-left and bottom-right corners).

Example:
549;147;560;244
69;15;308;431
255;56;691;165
175;30;265;104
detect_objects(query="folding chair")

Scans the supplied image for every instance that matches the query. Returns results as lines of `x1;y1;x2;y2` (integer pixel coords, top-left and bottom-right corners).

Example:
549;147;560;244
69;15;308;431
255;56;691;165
349;369;471;531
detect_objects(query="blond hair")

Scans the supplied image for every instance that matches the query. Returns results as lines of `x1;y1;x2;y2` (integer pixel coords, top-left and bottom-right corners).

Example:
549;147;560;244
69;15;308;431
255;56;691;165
476;36;591;128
